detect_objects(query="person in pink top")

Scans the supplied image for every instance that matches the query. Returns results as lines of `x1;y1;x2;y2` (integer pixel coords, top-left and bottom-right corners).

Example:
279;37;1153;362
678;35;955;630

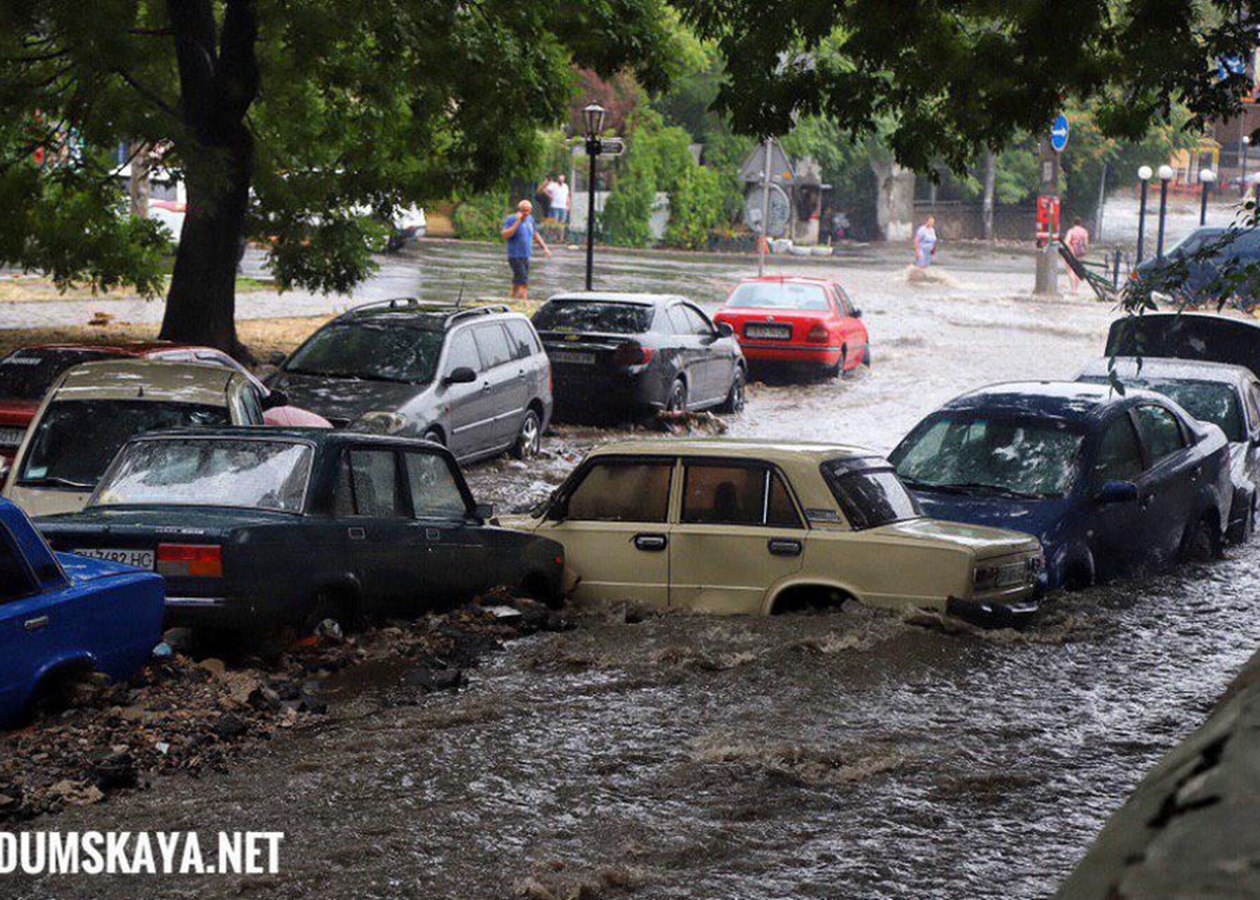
1064;217;1090;295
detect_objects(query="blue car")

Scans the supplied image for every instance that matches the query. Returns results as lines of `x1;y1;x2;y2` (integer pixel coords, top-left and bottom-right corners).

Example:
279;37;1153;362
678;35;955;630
0;498;163;729
888;382;1233;591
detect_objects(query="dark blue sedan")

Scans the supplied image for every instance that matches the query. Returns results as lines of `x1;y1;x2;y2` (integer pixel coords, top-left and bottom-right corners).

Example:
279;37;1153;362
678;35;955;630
888;382;1233;591
0;498;164;729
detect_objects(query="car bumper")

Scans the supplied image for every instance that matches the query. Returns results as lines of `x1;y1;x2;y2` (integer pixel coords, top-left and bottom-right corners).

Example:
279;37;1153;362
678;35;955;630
551;368;658;417
738;343;843;365
947;587;1041;629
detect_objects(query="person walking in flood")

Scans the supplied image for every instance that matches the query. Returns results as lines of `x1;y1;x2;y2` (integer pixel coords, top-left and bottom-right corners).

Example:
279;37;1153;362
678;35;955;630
501;199;550;301
914;216;937;268
1064;217;1090;295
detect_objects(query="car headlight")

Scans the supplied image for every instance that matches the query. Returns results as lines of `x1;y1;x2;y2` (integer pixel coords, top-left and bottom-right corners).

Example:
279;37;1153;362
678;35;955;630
973;564;1000;591
351;411;409;435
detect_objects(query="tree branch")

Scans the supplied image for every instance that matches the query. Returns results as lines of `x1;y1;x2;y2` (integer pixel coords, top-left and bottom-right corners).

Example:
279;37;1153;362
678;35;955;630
113;67;180;120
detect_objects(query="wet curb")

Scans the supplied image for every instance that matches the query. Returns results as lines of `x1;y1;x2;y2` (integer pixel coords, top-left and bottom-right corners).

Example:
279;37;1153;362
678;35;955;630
1056;645;1260;897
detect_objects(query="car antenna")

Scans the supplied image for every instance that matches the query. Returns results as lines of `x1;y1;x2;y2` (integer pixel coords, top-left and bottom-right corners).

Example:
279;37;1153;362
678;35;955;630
455;275;466;308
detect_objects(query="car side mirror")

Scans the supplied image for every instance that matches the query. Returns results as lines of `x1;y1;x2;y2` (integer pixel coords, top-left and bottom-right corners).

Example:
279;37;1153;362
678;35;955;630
473;502;494;521
852;308;863;318
443;366;478;385
716;322;735;338
1095;480;1139;504
261;388;290;410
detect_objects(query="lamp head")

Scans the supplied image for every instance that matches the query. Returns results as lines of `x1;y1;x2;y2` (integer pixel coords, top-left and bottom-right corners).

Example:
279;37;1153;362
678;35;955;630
1158;164;1175;181
1200;169;1217;184
583;102;606;137
1138;166;1153;181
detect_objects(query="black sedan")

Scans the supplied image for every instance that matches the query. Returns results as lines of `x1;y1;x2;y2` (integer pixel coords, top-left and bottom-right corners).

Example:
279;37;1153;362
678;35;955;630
35;428;565;631
532;292;746;421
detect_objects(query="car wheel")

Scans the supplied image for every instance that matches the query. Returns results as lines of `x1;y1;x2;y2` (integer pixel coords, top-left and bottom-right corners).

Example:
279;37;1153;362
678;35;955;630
824;348;847;380
304;589;355;635
666;378;687;413
861;346;872;367
511;409;542;460
1181;514;1223;562
717;367;746;414
422;428;444;446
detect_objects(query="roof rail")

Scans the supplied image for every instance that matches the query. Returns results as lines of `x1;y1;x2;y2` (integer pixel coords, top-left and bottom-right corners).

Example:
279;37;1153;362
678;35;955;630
336;297;426;318
445;304;512;325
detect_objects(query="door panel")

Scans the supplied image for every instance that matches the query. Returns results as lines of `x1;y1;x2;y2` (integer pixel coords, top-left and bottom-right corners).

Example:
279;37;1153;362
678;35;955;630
473;323;525;447
402;450;486;602
1133;405;1196;558
441;328;496;459
1089;415;1148;580
342;449;417;608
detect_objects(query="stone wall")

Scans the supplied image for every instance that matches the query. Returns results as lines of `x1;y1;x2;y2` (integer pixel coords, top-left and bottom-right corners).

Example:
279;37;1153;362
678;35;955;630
911;201;1036;241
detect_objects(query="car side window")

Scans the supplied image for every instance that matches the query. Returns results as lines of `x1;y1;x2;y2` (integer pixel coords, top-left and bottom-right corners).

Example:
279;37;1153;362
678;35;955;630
832;285;853;316
1134;405;1186;463
473;324;514;370
404;452;468;519
680;463;804;528
565;461;673;522
241;385;265;424
444;329;480;375
1245;384;1260;433
505;321;539;360
682;304;714;336
1093;418;1144;484
0;529;36;603
666;306;690;336
348;450;408;518
766;472;804;528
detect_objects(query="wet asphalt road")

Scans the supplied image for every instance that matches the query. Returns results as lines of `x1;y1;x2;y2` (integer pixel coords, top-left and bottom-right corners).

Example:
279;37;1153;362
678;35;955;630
10;242;1260;900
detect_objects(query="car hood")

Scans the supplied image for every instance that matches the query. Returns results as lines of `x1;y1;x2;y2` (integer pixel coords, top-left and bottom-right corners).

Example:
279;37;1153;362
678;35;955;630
268;371;427;425
874;516;1041;559
911;489;1071;548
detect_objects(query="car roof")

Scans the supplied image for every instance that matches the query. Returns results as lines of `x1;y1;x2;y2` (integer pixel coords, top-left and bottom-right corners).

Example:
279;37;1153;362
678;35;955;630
941;380;1160;423
332;298;526;329
1078;356;1255;387
734;275;835;285
124;425;443;451
588;437;884;465
52;360;241;404
544;292;689;307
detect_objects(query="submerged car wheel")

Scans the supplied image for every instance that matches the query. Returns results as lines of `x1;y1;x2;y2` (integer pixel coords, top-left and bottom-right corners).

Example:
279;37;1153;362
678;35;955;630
1181;513;1223;562
861;346;872;367
422;428;444;446
824;348;847;380
511;409;542;460
717;368;746;414
666;378;688;413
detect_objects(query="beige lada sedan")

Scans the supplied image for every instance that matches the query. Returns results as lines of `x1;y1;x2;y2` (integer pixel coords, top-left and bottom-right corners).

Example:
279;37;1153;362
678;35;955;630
509;439;1045;625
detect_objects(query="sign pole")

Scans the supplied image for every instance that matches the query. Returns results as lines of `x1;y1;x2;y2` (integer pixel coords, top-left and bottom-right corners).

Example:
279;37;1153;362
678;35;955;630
758;137;772;276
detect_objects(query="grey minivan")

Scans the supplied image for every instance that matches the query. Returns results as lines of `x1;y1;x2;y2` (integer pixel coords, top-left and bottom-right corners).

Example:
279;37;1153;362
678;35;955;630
266;300;552;463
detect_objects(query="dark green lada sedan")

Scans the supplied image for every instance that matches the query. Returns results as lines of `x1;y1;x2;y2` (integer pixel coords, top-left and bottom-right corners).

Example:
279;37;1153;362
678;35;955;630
34;428;565;631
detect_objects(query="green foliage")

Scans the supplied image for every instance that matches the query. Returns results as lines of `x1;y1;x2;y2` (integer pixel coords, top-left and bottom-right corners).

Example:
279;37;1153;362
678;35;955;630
603;107;700;247
453;191;511;242
664;163;723;248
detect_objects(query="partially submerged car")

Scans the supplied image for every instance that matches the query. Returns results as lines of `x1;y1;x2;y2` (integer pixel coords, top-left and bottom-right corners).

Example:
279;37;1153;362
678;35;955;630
1104;312;1260;378
1077;356;1260;542
1129;227;1260;307
36;428;566;631
0;497;164;730
507;439;1043;626
889;382;1232;590
532;293;746;421
2;360;266;517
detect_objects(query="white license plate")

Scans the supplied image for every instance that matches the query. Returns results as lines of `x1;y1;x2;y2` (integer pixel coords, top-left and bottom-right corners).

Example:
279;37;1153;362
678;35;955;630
745;324;792;340
551;351;596;365
0;427;25;447
74;548;155;569
997;562;1027;587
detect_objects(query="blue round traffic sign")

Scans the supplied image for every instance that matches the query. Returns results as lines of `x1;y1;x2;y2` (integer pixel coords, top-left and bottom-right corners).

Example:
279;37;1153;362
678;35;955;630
1050;114;1070;153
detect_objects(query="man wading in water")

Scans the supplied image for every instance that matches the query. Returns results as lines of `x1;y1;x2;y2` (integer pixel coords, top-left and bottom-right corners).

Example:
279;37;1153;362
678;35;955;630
501;199;550;301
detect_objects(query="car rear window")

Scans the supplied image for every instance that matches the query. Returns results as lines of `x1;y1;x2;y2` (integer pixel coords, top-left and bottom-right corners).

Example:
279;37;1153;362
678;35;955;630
0;348;119;402
726;282;831;311
533;301;654;335
820;459;920;530
19;400;231;490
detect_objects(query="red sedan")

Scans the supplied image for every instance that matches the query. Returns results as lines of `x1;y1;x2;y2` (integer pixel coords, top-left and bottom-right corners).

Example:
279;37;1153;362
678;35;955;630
0;342;328;474
713;276;870;377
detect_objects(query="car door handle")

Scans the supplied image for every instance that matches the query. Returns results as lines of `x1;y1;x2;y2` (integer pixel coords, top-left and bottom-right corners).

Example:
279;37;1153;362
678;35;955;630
768;539;802;557
24;616;49;632
481;382;493;393
633;533;668;552
517;369;527;379
1190;466;1202;482
1140;494;1153;510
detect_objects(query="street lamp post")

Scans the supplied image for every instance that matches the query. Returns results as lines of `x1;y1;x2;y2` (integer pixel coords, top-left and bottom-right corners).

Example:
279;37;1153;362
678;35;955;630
1156;164;1174;259
1136;166;1152;264
1199;169;1216;226
582;102;606;292
1243;135;1251;198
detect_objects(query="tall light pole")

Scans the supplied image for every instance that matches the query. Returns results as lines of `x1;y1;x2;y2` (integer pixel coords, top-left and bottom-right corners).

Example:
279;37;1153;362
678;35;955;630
582;102;606;292
1156;164;1173;259
1136;166;1152;265
1242;135;1251;197
1199;168;1216;226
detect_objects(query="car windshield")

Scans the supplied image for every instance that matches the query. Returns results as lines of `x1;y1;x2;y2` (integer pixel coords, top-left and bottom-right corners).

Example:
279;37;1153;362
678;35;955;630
0;348;119;402
94;439;313;512
1165;230;1220;259
18;400;231;489
1081;376;1243;441
891;414;1084;499
533;301;653;334
726;282;831;311
284;323;444;383
820;460;920;529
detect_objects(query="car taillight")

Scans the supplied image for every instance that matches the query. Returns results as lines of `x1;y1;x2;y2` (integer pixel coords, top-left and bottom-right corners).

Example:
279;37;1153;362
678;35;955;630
806;323;830;343
611;342;655;367
157;544;223;578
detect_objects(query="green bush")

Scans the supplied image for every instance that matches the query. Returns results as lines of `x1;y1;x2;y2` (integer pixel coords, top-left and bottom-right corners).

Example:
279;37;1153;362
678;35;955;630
663;164;723;250
452;191;509;241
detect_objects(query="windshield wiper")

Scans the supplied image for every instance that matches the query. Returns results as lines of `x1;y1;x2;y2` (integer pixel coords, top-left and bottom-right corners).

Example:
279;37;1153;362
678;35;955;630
18;475;94;489
931;481;1047;500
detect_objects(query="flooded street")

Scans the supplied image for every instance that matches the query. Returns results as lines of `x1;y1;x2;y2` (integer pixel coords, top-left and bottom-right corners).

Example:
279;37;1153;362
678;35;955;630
15;243;1260;899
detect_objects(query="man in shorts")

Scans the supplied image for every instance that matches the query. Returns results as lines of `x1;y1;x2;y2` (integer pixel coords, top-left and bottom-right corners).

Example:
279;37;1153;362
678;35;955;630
501;199;551;300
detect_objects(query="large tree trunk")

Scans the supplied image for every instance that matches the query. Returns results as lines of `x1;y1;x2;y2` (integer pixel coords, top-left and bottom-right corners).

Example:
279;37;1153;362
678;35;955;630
158;0;258;359
981;150;996;241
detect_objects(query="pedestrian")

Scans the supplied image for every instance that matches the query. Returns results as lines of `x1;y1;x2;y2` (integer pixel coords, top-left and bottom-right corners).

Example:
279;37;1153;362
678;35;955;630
1064;216;1090;295
536;177;553;218
914;215;937;268
501;199;550;301
550;174;570;237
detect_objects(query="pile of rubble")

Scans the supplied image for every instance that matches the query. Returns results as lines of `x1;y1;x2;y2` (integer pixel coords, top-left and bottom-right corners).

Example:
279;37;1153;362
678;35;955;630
0;596;566;822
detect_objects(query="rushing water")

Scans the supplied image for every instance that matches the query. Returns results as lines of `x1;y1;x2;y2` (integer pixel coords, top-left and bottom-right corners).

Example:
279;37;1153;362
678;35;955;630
13;243;1260;899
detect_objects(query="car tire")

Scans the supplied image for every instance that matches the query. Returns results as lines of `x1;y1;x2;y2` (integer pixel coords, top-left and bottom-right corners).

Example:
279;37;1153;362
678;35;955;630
1181;513;1223;562
422;428;444;446
666;378;687;413
304;588;355;635
861;346;872;367
511;409;542;460
824;348;847;380
717;367;746;414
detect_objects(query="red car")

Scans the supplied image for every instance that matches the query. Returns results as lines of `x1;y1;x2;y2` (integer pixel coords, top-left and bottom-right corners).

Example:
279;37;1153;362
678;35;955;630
0;342;327;473
713;276;870;377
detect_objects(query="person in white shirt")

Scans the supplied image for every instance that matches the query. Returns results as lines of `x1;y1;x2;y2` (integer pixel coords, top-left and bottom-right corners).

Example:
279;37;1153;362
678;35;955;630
550;174;571;236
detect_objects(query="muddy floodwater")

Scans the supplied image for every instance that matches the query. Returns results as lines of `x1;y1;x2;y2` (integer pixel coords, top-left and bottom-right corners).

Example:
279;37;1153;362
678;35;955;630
16;244;1260;899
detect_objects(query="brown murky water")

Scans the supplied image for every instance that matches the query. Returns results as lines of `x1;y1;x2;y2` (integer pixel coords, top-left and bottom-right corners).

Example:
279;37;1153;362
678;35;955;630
11;243;1259;899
